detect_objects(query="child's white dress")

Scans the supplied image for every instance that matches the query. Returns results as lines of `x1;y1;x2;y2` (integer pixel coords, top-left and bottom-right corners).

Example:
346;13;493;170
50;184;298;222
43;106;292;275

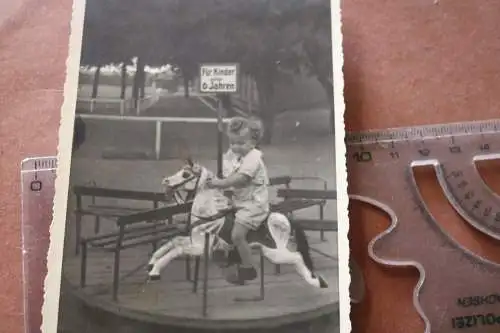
222;148;270;230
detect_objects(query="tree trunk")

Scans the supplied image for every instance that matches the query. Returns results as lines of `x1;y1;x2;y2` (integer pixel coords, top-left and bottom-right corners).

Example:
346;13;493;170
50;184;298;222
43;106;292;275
316;75;335;135
183;76;190;98
132;58;145;109
260;103;275;145
255;77;275;145
91;65;101;99
304;39;335;135
139;64;146;99
132;65;139;109
120;63;127;99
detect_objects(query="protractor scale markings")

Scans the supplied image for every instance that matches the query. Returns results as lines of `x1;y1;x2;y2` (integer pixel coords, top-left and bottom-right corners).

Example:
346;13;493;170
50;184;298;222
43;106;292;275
346;119;500;333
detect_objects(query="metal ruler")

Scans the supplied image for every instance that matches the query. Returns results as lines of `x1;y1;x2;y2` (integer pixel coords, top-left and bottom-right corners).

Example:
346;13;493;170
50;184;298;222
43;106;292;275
346;119;500;333
20;157;57;333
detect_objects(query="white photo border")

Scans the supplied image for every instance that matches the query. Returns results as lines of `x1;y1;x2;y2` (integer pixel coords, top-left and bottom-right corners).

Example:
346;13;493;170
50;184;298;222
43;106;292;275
42;0;86;332
43;0;351;332
330;0;351;332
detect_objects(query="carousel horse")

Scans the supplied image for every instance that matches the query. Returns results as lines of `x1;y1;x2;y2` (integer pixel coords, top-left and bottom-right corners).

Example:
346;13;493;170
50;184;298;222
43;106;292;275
146;159;329;289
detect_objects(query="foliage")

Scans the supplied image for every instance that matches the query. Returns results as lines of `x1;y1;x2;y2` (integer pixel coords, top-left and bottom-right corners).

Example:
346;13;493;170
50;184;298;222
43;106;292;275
81;0;331;78
81;0;334;139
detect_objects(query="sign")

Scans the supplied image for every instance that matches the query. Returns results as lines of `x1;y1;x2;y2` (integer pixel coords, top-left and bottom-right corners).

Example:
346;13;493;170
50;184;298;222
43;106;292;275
199;63;239;93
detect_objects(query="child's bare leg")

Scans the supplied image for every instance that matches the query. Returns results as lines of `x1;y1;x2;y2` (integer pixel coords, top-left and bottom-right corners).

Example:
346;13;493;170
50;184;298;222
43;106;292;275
225;221;257;284
231;222;253;267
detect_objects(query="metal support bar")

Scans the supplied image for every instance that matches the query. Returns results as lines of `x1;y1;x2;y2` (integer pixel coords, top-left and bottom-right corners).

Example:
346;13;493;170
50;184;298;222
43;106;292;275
202;232;210;317
217;100;223;178
260;250;265;299
193;257;200;293
234;250;266;302
80;240;87;288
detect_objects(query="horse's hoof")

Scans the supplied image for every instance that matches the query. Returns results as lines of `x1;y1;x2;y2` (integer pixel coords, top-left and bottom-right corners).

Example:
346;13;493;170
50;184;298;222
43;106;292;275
146;264;154;272
318;275;328;289
148;274;161;281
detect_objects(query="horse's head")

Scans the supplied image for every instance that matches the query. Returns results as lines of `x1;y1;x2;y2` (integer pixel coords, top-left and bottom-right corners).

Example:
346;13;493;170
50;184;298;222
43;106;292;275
162;158;208;202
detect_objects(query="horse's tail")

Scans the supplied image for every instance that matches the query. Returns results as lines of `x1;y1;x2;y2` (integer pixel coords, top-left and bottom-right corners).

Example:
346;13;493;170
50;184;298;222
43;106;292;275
291;223;314;273
291;223;328;288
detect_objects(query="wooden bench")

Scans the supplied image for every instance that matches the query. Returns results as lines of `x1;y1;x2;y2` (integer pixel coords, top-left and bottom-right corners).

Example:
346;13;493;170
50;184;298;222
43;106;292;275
276;188;337;232
79;201;193;301
276;188;338;264
73;185;172;254
73;177;317;255
270;176;329;239
76;177;330;301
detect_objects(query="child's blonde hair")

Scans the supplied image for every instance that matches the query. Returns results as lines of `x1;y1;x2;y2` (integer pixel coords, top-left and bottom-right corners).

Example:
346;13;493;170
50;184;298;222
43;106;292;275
227;116;264;144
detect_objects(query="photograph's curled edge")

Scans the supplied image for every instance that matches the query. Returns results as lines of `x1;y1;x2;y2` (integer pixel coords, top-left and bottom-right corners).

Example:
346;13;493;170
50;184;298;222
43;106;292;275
330;1;351;332
41;0;87;332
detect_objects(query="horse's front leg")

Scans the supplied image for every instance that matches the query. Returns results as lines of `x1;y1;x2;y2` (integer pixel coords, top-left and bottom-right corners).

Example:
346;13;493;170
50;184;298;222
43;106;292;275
148;238;177;268
148;236;194;280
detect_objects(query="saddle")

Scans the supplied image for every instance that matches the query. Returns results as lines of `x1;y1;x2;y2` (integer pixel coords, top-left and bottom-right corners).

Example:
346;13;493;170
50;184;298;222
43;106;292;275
213;211;277;267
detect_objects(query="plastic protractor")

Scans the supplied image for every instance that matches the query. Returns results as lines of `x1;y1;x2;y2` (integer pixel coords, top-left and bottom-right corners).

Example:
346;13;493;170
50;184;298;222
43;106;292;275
20;156;57;333
346;120;500;333
432;131;500;239
349;120;500;239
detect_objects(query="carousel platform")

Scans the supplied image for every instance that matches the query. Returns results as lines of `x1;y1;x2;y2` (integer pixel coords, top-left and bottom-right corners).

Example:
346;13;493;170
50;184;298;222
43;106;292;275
59;234;339;332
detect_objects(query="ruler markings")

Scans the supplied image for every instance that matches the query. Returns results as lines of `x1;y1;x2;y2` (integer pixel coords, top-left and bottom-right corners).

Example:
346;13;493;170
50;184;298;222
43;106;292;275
20;157;57;333
347;118;500;333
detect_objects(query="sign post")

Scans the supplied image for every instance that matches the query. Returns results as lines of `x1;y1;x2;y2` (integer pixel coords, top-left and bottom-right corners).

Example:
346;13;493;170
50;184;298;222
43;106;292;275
199;63;239;178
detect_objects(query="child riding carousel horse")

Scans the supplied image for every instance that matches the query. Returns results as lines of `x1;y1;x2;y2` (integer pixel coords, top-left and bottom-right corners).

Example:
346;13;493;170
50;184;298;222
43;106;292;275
206;116;270;285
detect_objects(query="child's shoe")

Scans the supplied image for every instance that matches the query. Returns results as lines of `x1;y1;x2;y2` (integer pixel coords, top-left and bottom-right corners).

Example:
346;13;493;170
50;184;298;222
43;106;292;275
225;265;257;285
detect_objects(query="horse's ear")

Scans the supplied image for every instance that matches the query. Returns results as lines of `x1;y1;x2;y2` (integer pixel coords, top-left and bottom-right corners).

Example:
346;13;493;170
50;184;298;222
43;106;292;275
186;157;194;167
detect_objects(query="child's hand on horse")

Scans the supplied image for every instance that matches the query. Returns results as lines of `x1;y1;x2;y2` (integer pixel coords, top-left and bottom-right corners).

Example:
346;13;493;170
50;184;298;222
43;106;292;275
206;177;222;189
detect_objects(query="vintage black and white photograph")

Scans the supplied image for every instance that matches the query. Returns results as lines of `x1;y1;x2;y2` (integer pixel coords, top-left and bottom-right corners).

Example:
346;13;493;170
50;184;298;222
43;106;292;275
48;0;348;332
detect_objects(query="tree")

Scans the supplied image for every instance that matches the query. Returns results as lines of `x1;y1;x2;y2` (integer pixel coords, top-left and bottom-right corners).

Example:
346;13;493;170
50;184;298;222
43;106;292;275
278;0;335;132
79;0;333;139
80;0;140;106
198;0;332;143
192;0;311;143
149;0;232;98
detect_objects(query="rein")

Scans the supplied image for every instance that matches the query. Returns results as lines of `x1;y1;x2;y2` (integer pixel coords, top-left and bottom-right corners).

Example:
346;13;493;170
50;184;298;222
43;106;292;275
167;168;232;227
169;174;199;205
190;208;234;227
166;166;240;254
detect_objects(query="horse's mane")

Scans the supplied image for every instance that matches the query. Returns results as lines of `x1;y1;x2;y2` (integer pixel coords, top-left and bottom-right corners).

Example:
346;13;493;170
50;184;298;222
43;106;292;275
195;165;214;191
191;165;229;214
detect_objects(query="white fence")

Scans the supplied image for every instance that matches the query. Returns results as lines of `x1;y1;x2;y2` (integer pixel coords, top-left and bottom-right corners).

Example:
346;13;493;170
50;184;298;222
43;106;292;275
76;82;161;116
77;113;230;160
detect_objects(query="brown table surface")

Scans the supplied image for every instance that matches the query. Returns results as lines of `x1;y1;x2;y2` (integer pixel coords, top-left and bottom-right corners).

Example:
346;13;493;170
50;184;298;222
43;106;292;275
2;1;500;333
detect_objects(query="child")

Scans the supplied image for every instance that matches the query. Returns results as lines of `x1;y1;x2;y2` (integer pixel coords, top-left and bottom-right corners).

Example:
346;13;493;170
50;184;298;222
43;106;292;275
206;116;270;284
